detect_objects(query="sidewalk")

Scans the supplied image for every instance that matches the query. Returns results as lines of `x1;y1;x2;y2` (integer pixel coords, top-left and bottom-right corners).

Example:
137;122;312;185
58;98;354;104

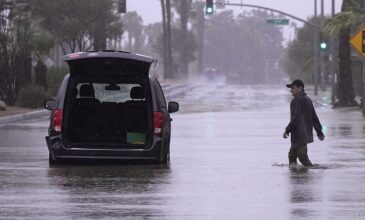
0;83;360;125
305;85;362;112
305;85;333;108
0;106;48;125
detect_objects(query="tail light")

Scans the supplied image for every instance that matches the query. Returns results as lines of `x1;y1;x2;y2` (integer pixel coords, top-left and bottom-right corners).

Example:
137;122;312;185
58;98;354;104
154;112;164;135
51;109;63;132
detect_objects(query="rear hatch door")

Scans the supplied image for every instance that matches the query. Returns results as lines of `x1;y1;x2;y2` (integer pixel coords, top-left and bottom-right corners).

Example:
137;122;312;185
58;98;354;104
64;51;156;77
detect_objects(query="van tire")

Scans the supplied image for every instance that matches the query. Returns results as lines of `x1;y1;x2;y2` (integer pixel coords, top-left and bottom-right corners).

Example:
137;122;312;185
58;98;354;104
49;153;60;165
158;139;170;164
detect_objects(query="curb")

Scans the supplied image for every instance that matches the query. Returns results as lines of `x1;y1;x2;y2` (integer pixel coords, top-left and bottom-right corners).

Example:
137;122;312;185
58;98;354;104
0;109;50;125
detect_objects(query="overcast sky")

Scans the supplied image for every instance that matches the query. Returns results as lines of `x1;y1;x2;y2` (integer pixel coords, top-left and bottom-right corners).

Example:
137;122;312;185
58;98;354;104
128;0;343;26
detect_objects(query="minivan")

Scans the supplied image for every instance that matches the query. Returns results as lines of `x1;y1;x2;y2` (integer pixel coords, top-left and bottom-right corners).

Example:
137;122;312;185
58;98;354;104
44;50;179;165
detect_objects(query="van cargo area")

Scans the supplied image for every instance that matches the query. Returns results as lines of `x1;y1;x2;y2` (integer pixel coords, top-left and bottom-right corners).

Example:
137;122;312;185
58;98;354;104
63;78;152;148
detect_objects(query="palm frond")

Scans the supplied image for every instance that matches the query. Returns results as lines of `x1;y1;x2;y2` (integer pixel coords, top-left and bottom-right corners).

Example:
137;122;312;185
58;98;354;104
324;11;362;35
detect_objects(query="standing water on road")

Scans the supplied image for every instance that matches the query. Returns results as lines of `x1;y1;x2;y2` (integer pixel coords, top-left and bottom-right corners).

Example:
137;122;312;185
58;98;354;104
0;84;365;219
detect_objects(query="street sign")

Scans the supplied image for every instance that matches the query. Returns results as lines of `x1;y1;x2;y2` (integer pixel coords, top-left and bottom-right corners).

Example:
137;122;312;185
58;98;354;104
266;18;289;25
216;0;225;9
350;27;365;59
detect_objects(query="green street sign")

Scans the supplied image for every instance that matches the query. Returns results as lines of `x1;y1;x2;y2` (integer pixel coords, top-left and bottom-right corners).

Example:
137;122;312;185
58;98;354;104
266;19;289;25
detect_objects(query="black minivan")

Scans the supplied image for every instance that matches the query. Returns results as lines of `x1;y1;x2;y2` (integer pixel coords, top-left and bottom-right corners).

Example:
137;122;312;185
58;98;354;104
44;50;179;165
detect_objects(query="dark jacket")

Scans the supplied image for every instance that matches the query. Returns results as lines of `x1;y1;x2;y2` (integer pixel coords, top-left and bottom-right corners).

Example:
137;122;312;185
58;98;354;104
285;91;323;148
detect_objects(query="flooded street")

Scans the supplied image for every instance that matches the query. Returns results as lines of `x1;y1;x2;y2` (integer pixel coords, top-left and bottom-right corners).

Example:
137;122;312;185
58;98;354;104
1;84;365;219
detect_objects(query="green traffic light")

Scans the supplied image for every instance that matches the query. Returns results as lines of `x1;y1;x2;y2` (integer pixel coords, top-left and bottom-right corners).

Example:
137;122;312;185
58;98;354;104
206;7;213;14
320;42;327;50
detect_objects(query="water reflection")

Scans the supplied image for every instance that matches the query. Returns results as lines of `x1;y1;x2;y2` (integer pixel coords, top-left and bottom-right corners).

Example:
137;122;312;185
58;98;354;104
338;126;352;137
288;167;323;219
47;165;171;219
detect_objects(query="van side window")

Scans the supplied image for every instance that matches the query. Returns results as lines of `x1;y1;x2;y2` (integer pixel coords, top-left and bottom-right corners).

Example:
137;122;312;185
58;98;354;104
154;80;167;108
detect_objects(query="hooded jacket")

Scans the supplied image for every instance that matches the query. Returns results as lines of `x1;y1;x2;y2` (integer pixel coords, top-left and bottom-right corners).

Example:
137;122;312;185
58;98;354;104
285;91;323;148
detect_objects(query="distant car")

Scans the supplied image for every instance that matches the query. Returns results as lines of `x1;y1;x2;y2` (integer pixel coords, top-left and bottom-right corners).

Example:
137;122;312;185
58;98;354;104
203;68;221;81
44;50;179;165
226;71;243;84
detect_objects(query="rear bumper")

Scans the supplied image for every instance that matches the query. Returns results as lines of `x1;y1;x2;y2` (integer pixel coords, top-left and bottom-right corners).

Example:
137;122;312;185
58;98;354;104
46;136;162;161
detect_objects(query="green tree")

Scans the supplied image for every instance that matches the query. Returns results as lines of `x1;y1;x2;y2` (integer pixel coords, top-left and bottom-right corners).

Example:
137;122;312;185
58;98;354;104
159;0;173;78
29;18;54;91
191;1;205;74
123;11;143;52
87;0;123;50
237;10;284;83
166;0;173;78
30;0;123;53
144;23;164;59
160;0;168;77
325;0;361;106
282;17;330;83
0;0;32;104
203;10;284;83
172;0;195;78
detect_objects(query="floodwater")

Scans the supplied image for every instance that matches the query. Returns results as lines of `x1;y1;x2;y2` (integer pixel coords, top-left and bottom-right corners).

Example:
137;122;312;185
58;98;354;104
0;83;365;219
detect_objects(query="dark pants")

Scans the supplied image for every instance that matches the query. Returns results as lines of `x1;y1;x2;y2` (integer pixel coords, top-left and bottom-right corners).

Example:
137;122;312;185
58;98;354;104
288;145;313;166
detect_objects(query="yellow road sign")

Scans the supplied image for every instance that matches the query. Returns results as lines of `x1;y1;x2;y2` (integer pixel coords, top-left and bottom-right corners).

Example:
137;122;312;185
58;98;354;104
350;27;365;58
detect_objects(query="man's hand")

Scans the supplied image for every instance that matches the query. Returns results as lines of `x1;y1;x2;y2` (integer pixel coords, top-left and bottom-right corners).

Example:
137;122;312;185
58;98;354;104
318;134;325;141
283;131;289;139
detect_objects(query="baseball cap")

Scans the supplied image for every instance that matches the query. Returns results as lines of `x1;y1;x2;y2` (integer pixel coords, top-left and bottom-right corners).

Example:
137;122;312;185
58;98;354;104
286;79;304;88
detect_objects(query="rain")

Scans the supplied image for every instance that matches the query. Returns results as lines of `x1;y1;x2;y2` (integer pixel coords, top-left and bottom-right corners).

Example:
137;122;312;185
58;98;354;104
0;0;364;219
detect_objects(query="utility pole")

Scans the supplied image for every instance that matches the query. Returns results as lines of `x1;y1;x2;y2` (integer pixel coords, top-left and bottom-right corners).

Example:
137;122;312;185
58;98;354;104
197;2;205;74
320;0;325;91
314;0;319;95
362;0;365;115
331;0;336;104
166;0;172;78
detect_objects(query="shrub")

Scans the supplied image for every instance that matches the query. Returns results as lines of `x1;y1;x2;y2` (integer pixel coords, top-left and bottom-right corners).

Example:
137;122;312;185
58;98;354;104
17;86;47;108
0;100;6;111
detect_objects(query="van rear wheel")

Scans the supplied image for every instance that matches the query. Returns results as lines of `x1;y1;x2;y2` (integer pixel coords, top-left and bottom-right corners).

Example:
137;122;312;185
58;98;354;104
49;153;61;165
158;139;170;164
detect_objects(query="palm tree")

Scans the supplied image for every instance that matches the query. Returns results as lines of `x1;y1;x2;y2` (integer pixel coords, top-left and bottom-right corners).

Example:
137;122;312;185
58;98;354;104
325;0;362;107
174;0;193;78
166;0;173;78
159;0;173;78
123;11;143;53
30;19;54;91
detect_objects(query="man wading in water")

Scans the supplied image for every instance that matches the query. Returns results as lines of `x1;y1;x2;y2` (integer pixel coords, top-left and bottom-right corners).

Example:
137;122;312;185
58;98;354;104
283;79;325;167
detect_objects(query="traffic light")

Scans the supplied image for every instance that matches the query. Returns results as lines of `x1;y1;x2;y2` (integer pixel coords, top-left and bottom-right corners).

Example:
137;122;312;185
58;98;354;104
206;0;214;15
320;41;328;50
319;32;328;51
118;0;126;13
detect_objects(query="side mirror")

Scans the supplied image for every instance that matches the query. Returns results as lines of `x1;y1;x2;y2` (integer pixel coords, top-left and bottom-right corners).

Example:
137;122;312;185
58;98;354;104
168;101;179;113
44;99;56;110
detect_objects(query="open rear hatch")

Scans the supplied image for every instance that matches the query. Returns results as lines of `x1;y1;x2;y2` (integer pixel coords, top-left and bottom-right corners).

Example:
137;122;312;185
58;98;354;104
62;51;155;149
64;51;156;77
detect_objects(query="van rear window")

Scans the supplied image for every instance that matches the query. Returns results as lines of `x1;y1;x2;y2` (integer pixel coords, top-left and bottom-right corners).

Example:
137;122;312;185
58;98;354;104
74;83;145;103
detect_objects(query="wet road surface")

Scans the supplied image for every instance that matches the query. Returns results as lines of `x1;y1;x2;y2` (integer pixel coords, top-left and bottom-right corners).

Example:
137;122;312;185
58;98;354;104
1;84;365;219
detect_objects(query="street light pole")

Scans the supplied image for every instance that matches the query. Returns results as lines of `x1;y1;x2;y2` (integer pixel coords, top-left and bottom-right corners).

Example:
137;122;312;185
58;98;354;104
320;0;325;91
314;0;319;95
331;0;336;104
362;0;365;115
